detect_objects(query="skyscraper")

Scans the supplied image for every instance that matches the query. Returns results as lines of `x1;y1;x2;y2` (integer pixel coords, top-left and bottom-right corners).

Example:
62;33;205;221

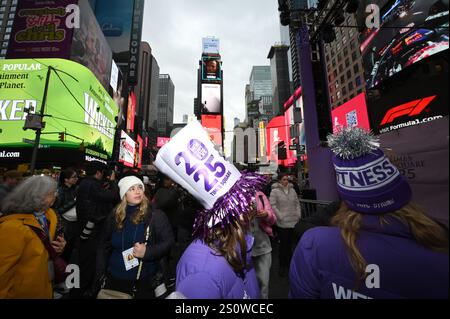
158;74;175;137
0;0;17;59
268;44;291;115
246;66;272;124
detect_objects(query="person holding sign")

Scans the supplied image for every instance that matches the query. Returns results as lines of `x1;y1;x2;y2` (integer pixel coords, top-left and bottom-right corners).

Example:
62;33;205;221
154;121;269;299
95;176;174;299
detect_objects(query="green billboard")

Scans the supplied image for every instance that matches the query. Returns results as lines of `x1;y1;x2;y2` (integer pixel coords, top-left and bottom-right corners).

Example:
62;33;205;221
0;58;118;160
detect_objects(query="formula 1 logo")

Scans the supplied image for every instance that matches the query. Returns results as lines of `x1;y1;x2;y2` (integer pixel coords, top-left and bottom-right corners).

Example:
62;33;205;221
380;96;437;125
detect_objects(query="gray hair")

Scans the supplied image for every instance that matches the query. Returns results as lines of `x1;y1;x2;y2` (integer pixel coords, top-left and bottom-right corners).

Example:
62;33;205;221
1;175;57;215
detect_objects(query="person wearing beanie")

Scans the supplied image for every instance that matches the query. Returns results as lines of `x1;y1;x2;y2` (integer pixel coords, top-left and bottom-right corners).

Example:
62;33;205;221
154;120;268;299
95;176;174;298
289;127;448;299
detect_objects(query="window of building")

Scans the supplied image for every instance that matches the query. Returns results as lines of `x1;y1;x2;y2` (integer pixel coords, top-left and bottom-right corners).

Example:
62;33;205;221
337;53;342;61
348;81;354;91
0;6;5;12
346;70;351;79
0;13;3;19
1;49;6;55
332;58;336;66
351;51;357;61
357;88;363;94
350;40;356;50
355;76;362;87
9;13;14;19
342;36;347;44
345;58;350;68
342;87;347;96
13;0;18;4
337;91;342;99
2;41;8;47
335;80;339;89
6;27;11;33
353;63;359;73
4;34;9;40
343;48;348;57
350;93;355;99
339;64;344;72
340;75;345;84
333;69;337;78
7;20;13;26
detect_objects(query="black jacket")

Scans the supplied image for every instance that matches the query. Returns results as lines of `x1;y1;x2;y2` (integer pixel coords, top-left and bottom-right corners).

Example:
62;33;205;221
53;184;77;215
154;187;180;227
96;206;175;281
75;177;119;226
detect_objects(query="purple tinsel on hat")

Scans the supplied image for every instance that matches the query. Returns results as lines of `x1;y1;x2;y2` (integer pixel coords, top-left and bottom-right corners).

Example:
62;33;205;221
193;171;269;240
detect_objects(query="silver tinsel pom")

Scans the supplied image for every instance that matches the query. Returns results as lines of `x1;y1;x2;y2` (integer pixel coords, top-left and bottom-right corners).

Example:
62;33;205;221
327;127;380;160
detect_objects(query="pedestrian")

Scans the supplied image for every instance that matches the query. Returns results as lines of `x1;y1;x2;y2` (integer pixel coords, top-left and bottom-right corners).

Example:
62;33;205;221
0;170;23;212
251;191;277;299
70;161;119;298
154;120;268;299
95;176;174;299
52;168;79;262
0;176;66;298
289;127;449;299
269;173;301;277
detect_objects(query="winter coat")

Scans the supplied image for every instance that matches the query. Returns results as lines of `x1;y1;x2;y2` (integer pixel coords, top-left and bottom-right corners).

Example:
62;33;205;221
53;184;77;217
75;177;119;235
269;182;301;229
289;215;449;299
251;191;276;257
176;235;260;299
96;206;175;282
154;187;180;227
0;209;58;298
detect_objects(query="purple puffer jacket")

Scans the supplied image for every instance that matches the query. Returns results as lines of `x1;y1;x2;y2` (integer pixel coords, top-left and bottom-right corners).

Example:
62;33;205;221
176;235;260;299
289;215;449;299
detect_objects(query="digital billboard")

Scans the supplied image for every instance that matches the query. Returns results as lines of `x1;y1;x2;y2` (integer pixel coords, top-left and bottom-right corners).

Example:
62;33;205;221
359;0;449;88
331;93;371;133
201;56;222;82
201;114;222;146
202;37;220;54
70;0;113;90
367;52;448;134
119;130;135;167
201;84;221;114
0;59;118;160
157;137;170;147
126;91;136;132
6;0;77;59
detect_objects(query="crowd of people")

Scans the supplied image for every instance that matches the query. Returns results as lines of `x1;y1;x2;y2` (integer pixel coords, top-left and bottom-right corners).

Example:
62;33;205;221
0;127;448;299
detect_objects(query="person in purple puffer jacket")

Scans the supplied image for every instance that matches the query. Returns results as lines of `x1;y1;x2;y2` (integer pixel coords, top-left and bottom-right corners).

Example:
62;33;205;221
289;127;449;299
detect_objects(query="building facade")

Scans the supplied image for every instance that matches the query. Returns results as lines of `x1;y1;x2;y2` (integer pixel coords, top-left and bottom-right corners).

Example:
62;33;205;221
157;74;175;137
0;0;17;59
268;44;291;115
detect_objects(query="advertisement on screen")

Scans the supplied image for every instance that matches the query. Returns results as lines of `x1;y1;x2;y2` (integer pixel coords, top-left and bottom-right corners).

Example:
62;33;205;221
157;137;171;148
0;59;118;160
6;0;77;59
367;53;448;134
201;56;222;82
359;0;449;88
119;130;135;167
201;114;222;146
331;93;371;133
202;37;220;54
201;84;221;114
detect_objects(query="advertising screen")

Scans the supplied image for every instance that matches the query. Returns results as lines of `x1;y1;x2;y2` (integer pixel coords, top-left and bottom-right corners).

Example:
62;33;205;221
6;0;77;59
93;0;134;59
157;137;170;147
202;37;220;54
126;91;136;132
201;56;222;82
201;84;221;114
119;130;135;167
70;0;113;90
0;59;118;160
331;93;371;133
201;114;222;146
136;134;143;168
359;0;449;88
367;53;448;134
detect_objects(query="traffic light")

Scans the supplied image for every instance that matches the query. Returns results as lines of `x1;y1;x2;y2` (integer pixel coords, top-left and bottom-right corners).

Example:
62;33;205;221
58;132;65;142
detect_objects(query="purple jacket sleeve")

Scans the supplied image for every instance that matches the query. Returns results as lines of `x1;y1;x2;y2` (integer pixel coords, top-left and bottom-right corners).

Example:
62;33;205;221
177;272;222;299
289;231;322;299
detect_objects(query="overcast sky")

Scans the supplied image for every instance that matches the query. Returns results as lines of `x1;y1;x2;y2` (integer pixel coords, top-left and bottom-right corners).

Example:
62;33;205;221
141;0;281;154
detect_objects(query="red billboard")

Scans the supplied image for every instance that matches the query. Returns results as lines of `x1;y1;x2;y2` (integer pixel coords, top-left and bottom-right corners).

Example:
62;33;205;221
201;114;222;146
157;137;170;148
331;93;371;133
266;115;295;166
126;91;136;132
136;134;143;168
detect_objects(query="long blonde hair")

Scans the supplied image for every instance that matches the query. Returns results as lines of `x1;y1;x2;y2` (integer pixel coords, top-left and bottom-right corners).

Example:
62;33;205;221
332;201;448;284
114;195;149;231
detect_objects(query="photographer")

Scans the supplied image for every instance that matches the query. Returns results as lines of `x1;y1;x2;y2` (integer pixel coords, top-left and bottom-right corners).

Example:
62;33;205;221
70;161;119;298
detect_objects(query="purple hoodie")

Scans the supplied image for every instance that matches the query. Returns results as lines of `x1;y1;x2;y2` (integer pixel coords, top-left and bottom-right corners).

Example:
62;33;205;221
176;235;260;299
289;215;449;299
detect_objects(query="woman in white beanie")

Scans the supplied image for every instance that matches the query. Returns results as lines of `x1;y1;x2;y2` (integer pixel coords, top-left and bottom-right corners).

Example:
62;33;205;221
95;176;174;298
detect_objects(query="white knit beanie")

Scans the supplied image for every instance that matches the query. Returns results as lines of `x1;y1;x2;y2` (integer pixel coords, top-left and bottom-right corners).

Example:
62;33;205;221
118;176;144;199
